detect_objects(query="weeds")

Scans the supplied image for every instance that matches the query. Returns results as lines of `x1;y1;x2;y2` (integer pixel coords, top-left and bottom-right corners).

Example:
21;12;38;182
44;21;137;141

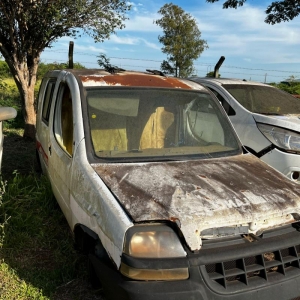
0;171;103;299
0;84;104;299
0;262;47;300
0;78;24;130
0;178;7;247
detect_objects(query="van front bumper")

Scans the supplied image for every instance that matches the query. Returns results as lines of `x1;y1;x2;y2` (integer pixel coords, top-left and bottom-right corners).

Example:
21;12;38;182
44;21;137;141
90;224;300;300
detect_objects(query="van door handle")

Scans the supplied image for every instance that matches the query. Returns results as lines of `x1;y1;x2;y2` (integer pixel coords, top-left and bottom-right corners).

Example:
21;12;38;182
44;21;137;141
49;145;51;155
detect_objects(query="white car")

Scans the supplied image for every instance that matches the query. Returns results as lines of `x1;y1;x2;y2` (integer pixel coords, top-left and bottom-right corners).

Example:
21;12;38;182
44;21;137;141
189;77;300;183
0;107;17;170
36;69;300;300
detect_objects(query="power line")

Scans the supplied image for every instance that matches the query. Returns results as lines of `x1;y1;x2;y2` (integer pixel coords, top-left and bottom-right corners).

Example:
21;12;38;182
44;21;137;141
39;58;289;80
221;65;300;74
42;50;299;75
40;56;297;81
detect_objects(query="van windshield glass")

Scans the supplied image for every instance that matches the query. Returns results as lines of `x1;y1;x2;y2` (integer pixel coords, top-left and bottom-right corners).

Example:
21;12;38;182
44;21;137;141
86;88;241;160
223;84;300;115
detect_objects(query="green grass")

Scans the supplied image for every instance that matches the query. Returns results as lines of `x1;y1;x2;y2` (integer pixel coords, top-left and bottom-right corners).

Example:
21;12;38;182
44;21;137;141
0;128;104;299
0;171;104;299
0;262;47;300
0;79;24;130
0;75;105;299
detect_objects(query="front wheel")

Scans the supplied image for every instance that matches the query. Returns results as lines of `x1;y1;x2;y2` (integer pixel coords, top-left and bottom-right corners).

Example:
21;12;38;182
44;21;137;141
88;253;102;289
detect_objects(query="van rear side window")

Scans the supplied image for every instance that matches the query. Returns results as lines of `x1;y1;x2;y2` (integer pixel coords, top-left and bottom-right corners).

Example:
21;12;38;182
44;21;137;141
42;80;56;124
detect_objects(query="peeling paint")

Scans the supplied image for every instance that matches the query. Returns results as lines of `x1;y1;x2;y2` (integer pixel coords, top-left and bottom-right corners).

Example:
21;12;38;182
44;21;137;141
93;153;300;251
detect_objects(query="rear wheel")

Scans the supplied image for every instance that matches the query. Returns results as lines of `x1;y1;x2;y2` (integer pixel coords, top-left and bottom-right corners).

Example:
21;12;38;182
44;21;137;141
34;150;43;174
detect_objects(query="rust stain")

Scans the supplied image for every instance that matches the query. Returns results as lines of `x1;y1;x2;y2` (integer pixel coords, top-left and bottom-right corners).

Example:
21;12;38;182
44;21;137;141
169;217;181;228
170;217;180;222
79;73;192;89
36;141;48;166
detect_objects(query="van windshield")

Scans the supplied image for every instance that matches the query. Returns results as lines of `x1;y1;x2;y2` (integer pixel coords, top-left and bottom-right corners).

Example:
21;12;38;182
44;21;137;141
223;84;300;115
86;88;241;160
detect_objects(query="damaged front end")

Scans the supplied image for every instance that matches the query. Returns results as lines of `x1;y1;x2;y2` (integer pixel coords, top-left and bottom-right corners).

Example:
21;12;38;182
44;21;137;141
92;153;300;290
82;76;300;298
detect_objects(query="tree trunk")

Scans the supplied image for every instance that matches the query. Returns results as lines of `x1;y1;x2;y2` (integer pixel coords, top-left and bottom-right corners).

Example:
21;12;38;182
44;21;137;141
0;42;40;140
22;84;36;139
11;57;39;140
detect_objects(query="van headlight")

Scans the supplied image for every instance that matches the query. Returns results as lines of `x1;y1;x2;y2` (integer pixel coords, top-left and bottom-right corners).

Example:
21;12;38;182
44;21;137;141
120;224;189;281
257;123;300;153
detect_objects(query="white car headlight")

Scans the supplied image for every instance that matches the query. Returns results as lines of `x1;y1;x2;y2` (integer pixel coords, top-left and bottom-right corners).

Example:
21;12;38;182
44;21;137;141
257;123;300;153
120;224;188;281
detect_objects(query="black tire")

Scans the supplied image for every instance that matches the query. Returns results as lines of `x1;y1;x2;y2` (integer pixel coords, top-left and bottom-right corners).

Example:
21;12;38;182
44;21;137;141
88;253;102;289
34;150;43;174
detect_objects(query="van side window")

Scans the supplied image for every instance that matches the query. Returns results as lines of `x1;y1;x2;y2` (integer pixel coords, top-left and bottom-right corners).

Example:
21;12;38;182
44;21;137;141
207;87;236;116
42;79;56;124
53;83;73;156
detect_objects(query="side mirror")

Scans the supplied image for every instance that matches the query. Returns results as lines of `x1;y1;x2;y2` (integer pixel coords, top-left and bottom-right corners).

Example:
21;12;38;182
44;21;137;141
0;107;17;121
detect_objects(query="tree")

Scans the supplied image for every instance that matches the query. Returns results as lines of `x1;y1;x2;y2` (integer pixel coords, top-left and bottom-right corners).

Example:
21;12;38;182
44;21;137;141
206;71;221;78
206;0;300;24
37;62;86;80
0;60;11;78
0;0;130;138
97;54;125;72
97;54;112;69
270;81;300;95
155;3;208;78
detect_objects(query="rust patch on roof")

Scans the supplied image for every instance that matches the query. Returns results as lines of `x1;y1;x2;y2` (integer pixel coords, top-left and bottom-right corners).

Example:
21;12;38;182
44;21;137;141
79;73;192;89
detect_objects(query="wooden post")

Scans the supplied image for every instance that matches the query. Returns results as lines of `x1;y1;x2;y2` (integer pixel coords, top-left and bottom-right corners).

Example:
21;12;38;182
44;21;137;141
68;41;74;69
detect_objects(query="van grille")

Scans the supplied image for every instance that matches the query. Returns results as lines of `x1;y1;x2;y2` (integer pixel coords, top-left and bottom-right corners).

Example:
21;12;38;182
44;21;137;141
205;245;300;289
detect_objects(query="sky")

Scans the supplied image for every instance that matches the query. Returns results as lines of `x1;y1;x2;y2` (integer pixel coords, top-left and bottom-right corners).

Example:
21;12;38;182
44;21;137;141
40;0;300;83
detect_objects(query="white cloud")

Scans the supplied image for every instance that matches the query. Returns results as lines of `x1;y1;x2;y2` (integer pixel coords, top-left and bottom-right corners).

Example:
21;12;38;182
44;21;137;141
74;44;106;53
109;35;140;45
108;34;160;50
192;3;300;65
140;38;160;50
123;15;160;32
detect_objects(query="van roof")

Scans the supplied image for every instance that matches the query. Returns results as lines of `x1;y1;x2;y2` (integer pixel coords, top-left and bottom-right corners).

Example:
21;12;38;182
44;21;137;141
51;69;207;90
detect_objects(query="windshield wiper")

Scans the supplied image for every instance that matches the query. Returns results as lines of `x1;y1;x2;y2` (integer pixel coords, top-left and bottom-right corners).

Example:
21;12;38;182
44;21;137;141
128;149;143;153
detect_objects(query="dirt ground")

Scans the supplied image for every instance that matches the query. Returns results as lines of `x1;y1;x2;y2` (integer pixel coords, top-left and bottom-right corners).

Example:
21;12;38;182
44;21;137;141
2;132;36;177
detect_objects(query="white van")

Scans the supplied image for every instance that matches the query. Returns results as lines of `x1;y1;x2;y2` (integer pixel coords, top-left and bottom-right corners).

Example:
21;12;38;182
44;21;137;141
35;69;300;300
189;77;300;182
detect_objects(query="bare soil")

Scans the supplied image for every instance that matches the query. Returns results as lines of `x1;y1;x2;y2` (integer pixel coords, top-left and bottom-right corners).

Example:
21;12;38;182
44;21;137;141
2;130;36;177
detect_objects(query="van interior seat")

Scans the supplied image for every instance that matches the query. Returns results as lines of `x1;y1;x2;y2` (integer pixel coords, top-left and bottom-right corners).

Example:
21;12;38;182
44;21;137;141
89;106;175;153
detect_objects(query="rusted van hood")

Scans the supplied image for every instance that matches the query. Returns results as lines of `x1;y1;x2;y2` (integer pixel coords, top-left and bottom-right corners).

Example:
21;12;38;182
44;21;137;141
92;154;300;251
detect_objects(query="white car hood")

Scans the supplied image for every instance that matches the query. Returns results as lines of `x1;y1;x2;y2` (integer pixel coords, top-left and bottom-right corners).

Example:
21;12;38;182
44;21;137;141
93;154;300;251
253;113;300;132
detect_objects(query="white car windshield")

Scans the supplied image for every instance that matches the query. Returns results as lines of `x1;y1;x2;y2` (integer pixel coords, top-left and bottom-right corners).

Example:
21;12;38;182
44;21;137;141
86;88;240;160
223;84;300;115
